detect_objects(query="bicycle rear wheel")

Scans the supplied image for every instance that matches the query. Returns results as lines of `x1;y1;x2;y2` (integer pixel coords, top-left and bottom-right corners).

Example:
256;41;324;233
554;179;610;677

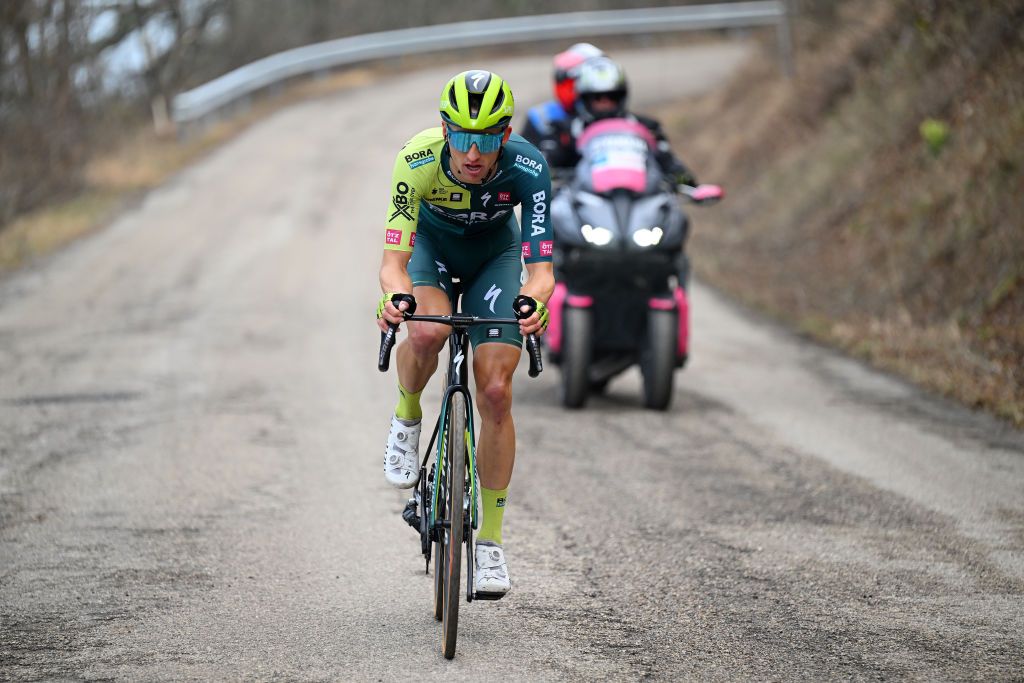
440;392;467;659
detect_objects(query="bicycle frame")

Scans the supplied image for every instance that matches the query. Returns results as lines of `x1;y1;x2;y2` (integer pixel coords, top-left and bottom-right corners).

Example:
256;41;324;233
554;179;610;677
378;288;543;658
422;322;478;604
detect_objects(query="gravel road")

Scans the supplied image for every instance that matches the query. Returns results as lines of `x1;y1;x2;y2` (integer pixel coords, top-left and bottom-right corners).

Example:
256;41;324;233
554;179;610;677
2;44;1022;680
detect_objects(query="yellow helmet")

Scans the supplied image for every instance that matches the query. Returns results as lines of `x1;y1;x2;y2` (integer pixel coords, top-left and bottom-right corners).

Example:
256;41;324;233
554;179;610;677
439;70;514;130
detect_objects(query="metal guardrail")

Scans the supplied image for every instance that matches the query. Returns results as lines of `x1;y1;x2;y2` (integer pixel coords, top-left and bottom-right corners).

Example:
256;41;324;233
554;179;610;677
172;1;791;129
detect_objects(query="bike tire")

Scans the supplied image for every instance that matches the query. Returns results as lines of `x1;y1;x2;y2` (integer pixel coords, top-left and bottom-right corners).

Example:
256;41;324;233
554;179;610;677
441;392;467;659
560;306;592;409
433;519;445;621
641;309;678;410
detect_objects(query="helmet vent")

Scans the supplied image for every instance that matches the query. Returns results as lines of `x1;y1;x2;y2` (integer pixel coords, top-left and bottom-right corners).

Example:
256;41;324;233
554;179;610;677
447;84;459;112
491;89;505;114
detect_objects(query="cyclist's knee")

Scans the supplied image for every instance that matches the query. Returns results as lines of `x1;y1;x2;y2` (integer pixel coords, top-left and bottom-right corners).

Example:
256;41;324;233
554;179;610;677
406;323;447;357
478;375;513;417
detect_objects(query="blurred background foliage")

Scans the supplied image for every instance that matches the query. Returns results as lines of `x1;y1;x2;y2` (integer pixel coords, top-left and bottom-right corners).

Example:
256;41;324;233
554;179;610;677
668;0;1024;424
3;0;1021;423
0;0;690;227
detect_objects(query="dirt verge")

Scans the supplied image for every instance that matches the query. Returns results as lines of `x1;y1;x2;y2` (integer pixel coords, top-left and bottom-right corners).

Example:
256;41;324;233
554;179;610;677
658;0;1024;426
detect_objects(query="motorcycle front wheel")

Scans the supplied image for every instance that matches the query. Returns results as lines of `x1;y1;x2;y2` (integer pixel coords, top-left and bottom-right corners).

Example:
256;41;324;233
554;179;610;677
641;309;678;410
560;306;593;409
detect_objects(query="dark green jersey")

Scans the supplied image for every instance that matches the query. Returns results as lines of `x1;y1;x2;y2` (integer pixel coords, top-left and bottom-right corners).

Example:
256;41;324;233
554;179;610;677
384;128;553;264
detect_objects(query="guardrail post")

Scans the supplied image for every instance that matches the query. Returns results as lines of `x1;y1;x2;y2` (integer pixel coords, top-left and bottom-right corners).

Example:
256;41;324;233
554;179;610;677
777;0;795;78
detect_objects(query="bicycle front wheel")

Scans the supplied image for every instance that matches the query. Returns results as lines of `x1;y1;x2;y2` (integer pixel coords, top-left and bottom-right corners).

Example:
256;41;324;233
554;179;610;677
440;392;467;660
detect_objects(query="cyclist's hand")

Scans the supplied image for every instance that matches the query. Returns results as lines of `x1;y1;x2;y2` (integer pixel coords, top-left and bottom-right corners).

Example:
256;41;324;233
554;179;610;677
515;296;549;337
376;292;413;332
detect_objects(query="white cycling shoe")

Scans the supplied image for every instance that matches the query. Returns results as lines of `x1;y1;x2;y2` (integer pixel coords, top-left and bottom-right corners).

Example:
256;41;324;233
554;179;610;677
474;541;511;595
384;416;421;489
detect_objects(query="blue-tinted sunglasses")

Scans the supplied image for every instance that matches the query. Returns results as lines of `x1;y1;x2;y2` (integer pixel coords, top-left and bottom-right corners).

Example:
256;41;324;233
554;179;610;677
447;129;504;154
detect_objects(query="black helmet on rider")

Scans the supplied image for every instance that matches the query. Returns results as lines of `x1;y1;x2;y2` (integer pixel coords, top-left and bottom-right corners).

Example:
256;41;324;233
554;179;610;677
552;43;605;112
574;57;628;123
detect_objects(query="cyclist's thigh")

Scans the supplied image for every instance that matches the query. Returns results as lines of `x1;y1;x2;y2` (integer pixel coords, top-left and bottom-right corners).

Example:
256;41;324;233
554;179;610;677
408;228;456;305
461;221;524;350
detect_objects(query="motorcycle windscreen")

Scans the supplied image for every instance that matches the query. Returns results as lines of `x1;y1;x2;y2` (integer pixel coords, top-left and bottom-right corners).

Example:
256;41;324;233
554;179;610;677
575;118;658;194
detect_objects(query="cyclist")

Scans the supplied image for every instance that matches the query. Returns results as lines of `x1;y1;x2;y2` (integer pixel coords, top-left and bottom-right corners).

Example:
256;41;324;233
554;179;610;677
520;42;604;169
377;70;554;596
568;57;699;186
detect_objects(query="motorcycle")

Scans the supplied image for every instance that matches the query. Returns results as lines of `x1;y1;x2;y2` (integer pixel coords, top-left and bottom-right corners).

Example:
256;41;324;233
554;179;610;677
546;117;722;409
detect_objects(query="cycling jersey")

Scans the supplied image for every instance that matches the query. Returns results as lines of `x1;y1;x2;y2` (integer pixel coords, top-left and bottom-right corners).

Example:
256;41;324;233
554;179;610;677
384;128;553;264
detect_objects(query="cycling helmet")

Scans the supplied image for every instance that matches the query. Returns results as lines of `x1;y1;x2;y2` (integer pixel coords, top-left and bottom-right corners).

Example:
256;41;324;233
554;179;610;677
553;43;605;111
439;70;514;131
575;57;628;123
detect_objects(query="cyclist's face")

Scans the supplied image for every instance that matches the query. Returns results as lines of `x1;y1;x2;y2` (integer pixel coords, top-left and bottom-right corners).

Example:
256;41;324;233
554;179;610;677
444;123;511;184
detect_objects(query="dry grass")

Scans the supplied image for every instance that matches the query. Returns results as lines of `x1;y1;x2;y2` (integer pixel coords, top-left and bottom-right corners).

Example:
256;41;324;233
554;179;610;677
0;67;377;273
659;0;1024;426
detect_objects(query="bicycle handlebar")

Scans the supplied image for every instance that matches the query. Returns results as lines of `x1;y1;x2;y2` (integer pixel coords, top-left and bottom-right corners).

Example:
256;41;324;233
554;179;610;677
378;293;416;372
512;295;544;378
377;294;543;377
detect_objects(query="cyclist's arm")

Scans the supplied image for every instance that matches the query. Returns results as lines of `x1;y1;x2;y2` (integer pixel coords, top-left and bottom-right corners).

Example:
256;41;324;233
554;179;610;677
513;141;556;334
378;130;440;330
383;129;439;255
378;242;414;331
517;261;554;336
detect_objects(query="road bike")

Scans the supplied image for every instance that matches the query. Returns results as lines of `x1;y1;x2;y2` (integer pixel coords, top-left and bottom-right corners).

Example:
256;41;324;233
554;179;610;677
378;286;542;659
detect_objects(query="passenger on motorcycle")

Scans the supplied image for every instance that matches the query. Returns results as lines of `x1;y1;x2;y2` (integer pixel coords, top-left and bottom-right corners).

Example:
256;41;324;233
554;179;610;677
377;70;554;596
521;42;604;169
565;57;700;187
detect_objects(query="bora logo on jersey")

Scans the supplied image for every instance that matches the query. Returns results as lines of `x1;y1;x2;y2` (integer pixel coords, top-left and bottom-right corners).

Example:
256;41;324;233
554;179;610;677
405;148;435;169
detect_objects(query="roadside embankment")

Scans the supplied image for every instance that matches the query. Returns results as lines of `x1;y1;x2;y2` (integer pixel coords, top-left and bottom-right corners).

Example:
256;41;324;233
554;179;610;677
661;0;1024;425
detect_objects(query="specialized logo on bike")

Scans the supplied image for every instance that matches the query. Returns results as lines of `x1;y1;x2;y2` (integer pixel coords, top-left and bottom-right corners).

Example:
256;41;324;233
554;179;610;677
405;148;435;169
390;181;414;222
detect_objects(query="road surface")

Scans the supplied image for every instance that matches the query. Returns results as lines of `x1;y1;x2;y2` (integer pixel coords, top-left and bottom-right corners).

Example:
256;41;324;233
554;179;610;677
2;43;1022;680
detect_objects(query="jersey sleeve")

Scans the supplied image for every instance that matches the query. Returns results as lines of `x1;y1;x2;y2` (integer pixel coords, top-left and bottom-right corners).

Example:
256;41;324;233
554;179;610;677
516;148;554;265
383;134;437;252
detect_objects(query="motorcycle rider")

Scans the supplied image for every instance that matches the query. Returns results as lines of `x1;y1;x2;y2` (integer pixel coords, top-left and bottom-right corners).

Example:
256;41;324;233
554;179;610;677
521;42;604;169
566;57;700;186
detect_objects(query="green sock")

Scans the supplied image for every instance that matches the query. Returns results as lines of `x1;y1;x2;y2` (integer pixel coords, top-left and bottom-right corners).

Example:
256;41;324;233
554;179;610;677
395;382;423;421
477;486;508;545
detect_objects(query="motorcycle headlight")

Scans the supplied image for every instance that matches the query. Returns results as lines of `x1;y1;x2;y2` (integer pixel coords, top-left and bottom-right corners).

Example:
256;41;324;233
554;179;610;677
632;227;664;247
581;224;615;246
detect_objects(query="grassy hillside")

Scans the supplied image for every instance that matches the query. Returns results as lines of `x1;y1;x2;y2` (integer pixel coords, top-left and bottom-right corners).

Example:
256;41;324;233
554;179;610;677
662;0;1024;425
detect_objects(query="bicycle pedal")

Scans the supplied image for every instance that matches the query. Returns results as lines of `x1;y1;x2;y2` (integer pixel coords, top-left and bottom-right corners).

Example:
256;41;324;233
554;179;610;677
473;591;507;601
401;498;420;529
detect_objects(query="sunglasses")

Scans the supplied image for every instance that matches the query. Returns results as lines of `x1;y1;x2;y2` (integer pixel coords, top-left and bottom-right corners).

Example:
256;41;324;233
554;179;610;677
447;129;504;154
